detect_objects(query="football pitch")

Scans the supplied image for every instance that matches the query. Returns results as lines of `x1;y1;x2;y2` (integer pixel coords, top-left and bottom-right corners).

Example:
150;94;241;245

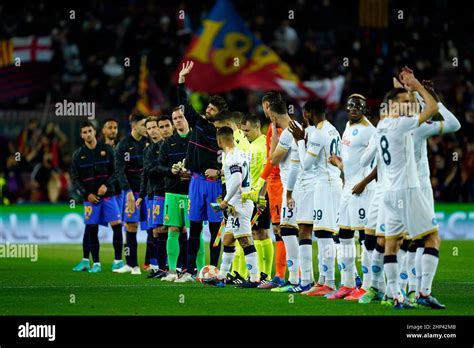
1;240;473;316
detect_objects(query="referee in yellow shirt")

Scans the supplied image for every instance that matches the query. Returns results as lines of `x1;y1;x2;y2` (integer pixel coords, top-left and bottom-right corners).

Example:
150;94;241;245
241;114;273;281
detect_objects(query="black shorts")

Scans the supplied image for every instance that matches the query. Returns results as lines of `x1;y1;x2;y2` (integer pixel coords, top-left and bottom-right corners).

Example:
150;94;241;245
251;204;271;230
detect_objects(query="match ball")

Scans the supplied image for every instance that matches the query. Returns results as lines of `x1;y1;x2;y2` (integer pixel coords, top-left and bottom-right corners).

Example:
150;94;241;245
198;265;219;283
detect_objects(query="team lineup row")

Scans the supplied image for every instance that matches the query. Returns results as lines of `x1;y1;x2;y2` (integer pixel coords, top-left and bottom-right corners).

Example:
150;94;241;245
71;62;460;309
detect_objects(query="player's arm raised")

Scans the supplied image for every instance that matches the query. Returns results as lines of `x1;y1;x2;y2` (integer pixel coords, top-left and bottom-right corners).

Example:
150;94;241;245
399;67;438;125
423;80;461;133
177;60;199;128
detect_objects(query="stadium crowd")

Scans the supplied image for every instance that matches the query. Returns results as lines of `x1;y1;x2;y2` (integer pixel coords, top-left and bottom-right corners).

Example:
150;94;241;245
0;0;473;204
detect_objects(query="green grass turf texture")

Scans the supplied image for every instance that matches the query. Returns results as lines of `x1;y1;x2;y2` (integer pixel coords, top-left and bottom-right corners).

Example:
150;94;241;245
0;241;472;316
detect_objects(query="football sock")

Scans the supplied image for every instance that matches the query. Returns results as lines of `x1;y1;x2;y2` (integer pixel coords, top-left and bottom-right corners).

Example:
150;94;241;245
261;238;274;277
370;243;385;291
150;235;158;268
362;234;376;290
209;221;221;266
145;229;153;265
318;236;335;289
299;239;313;286
187;221;202;274
232;240;243;276
415;246;424;296
243;245;259;282
333;236;343;285
111;224;123;261
126;231;138;267
178;231;188;270
82;225;91;259
166;232;180;272
398;240;409;292
197;233;205;272
340;237;356;288
407;251;417;293
254;240;264;275
421;248;439;296
239;244;249;279
157;232;168;270
281;228;299;284
89;225;100;263
218;246;235;279
275;237;287;279
384;255;403;302
316;239;325;284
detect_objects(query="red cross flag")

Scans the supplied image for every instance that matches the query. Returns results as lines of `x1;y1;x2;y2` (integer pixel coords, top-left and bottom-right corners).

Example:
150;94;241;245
12;36;53;63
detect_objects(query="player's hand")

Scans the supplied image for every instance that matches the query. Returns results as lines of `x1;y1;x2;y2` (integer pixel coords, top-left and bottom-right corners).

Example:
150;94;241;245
97;184;107;196
178;60;194;83
135;197;143;208
87;193;100;204
393;77;403;88
422;80;440;102
399;66;422;91
126;191;135;207
351;181;367;195
171;166;180;175
286;191;295;209
289;121;305;142
205;168;219;180
179;170;191;180
328;154;343;170
219;200;228;210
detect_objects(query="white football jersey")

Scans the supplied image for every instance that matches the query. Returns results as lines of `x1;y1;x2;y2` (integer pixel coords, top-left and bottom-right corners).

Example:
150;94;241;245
362;132;387;191
305;120;342;184
296;125;318;189
376;116;420;190
277;121;301;186
340;117;375;184
223;147;251;205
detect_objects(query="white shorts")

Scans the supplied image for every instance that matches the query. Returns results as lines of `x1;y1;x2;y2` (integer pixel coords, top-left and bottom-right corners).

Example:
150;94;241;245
281;187;298;229
224;200;254;238
366;188;383;232
295;189;314;225
421;186;435;212
338;183;369;231
313;181;342;233
383;188;438;240
375;193;387;237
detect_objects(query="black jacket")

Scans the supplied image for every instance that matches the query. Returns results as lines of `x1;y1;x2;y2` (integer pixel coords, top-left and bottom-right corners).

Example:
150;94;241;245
115;134;147;193
177;82;220;174
155;132;191;195
140;140;165;198
71;141;117;199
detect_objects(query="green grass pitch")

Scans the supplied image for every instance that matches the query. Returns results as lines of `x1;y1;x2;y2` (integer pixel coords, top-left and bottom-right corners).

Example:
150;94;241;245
0;240;473;316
